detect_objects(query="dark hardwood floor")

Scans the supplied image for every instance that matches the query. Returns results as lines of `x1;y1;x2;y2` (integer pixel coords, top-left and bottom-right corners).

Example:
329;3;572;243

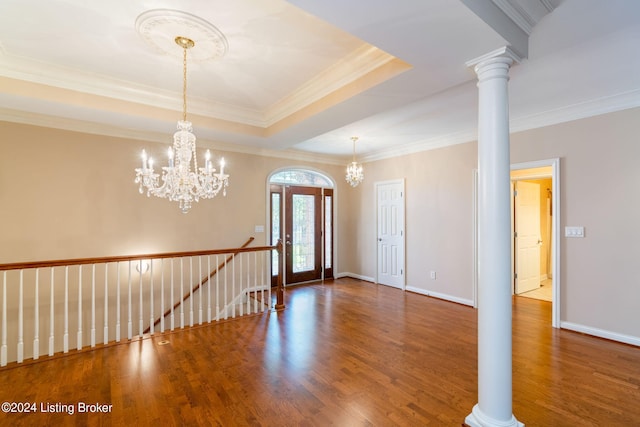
0;278;639;426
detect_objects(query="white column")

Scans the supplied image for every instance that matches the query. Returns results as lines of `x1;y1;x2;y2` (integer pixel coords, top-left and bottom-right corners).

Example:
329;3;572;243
466;46;523;427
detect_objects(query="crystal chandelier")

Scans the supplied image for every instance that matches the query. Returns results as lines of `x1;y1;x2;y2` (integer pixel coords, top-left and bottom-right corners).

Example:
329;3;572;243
135;36;229;213
345;136;364;187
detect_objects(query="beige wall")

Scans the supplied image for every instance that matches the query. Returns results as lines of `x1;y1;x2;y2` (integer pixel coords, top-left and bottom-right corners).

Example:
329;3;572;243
342;141;478;304
510;107;640;340
346;107;639;342
0;122;349;265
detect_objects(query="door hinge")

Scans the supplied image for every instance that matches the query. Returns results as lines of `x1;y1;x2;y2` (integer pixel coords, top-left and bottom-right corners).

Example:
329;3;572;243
514;273;518;279
514;189;518;197
401;269;403;275
514;231;518;238
401;230;403;237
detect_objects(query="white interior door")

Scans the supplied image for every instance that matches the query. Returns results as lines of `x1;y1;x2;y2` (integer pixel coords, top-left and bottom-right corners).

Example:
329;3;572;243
515;181;541;294
376;180;405;289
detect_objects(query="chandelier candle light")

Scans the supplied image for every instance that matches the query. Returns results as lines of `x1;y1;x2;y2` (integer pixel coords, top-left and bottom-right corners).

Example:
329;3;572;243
135;36;229;213
345;136;364;187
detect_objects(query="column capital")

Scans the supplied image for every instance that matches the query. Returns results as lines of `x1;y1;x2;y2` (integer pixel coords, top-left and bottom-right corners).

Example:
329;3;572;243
465;46;522;72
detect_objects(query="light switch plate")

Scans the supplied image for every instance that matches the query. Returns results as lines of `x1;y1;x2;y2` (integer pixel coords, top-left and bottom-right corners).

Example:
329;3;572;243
254;225;265;233
565;226;585;238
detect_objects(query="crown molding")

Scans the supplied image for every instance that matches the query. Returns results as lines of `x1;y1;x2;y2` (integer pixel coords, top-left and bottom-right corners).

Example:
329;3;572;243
0;42;397;131
509;88;640;134
264;45;398;126
0;107;342;166
491;0;536;35
2;88;637;166
360;89;640;163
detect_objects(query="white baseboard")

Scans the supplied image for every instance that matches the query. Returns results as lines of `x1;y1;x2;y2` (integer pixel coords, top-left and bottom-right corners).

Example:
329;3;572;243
561;321;640;347
335;272;375;283
540;274;548;281
406;286;474;307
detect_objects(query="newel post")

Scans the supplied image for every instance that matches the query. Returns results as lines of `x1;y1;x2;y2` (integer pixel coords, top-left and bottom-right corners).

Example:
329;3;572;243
274;239;285;310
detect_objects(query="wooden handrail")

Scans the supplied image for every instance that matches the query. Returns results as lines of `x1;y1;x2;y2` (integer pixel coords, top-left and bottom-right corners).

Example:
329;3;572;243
0;241;277;271
143;236;256;333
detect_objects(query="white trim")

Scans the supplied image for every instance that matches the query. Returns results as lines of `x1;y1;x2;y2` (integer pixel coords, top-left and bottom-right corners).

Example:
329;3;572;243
465;46;523;68
335;272;375;282
406;286;474;307
510;158;561;328
561;322;640;347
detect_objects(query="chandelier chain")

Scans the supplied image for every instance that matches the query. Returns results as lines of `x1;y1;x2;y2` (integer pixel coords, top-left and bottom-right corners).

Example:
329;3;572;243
182;45;188;123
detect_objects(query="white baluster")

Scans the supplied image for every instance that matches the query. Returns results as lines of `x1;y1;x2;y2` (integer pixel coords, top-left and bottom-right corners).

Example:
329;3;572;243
189;257;193;327
215;255;220;321
116;262;121;342
17;270;24;363
248;253;252;315
34;268;39;360
260;252;265;312
240;253;245;316
180;259;184;329
267;252;271;311
77;265;82;351
138;260;143;336
224;257;228;320
207;256;211;323
91;264;96;348
104;264;108;345
1;271;7;366
160;259;165;333
63;266;69;353
149;260;154;335
49;267;54;356
253;252;258;314
232;255;236;318
127;261;132;340
198;256;203;325
170;259;175;331
245;253;250;315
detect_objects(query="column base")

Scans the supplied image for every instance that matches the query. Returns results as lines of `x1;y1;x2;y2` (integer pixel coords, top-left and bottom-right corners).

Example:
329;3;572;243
465;404;523;427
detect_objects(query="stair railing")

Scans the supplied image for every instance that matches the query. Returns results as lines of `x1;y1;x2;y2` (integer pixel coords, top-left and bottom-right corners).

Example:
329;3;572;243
0;240;283;367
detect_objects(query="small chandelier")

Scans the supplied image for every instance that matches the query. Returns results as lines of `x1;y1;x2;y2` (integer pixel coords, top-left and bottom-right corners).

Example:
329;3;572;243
135;36;229;213
345;136;364;187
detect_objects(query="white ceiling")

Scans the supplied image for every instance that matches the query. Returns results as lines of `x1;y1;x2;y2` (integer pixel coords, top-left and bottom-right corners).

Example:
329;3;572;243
0;0;638;164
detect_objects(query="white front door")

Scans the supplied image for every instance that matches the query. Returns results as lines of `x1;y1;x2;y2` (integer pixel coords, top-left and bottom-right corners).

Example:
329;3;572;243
376;180;405;289
514;181;541;294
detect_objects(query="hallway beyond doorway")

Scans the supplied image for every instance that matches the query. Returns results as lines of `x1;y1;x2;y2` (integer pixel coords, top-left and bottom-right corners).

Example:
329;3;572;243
518;278;552;302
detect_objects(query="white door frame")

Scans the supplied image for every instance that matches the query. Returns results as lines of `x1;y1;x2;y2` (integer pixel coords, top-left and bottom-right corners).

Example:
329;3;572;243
375;179;406;289
473;158;561;328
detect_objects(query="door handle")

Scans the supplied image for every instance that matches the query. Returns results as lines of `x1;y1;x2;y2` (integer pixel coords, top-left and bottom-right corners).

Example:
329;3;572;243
286;241;292;245
378;238;382;242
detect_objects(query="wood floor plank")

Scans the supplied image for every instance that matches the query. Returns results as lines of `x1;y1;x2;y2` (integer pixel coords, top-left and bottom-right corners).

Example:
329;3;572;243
0;278;639;426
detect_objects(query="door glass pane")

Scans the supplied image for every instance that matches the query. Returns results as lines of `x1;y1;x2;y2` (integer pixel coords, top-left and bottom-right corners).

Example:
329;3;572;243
270;170;332;187
292;194;315;273
325;195;332;269
271;193;280;276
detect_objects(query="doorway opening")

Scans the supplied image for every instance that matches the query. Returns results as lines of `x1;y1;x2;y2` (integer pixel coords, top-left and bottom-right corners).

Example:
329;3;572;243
512;174;552;300
511;159;560;328
268;168;335;286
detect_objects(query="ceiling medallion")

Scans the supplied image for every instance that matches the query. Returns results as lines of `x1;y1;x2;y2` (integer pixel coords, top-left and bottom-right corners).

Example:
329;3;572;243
135;9;228;62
